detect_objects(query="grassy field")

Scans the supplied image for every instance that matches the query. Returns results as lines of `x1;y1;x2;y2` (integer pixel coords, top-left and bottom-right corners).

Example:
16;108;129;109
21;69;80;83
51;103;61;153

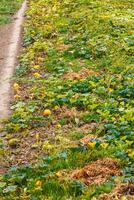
0;0;22;25
0;0;134;199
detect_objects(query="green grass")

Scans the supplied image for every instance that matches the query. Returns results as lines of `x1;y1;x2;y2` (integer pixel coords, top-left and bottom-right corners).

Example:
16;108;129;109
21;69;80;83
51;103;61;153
0;0;22;25
0;0;134;199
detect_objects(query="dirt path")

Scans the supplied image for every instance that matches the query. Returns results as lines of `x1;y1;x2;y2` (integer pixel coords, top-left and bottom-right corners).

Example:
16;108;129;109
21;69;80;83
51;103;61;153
0;0;27;120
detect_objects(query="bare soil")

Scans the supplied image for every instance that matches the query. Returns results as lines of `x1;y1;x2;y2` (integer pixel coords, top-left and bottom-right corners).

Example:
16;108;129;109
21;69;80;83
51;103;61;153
0;1;26;120
0;1;26;174
0;24;12;69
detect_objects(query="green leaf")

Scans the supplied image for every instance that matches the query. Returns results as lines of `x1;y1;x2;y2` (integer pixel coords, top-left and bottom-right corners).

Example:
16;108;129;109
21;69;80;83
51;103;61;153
0;182;6;188
3;185;17;193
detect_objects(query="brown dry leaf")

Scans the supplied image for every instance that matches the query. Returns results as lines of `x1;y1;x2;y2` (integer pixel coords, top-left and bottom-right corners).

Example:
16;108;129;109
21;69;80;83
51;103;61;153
58;106;80;119
79;123;97;134
80;134;97;145
71;158;121;186
57;44;71;51
79;68;100;78
100;183;134;200
64;72;80;80
64;68;100;80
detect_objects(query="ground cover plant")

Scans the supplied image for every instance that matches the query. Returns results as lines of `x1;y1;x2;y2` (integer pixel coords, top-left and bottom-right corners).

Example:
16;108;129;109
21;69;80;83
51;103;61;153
0;0;22;25
0;0;134;199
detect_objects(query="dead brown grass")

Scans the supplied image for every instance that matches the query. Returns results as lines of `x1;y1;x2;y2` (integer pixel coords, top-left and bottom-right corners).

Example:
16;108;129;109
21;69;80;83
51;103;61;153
79;123;97;134
57;106;80;119
71;158;121;186
100;183;134;200
64;68;100;80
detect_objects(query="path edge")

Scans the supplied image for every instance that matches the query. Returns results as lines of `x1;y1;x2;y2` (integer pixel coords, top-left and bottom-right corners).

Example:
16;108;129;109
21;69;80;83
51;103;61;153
0;0;27;120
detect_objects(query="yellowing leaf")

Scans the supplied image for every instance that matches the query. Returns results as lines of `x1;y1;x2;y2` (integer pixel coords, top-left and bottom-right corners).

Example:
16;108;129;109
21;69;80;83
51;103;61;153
33;65;40;70
43;109;52;117
55;124;61;129
42;141;54;150
100;143;109;149
55;171;62;178
87;141;96;149
33;72;41;78
35;180;42;188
